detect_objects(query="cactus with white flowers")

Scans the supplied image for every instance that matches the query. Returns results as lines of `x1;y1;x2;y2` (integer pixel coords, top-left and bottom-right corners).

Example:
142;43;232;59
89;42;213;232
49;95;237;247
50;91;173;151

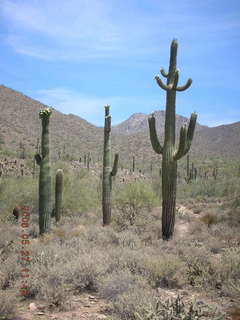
35;108;52;235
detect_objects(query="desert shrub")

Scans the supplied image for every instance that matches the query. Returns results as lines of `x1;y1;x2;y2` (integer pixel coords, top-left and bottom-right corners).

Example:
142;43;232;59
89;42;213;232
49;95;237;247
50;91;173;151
98;269;145;302
18;263;71;310
226;206;240;226
134;295;226;320
116;230;142;249
224;278;240;299
114;182;158;226
143;254;186;289
179;246;217;289
199;212;218;227
0;255;21;290
0;290;17;320
185;257;214;288
61;169;99;213
63;252;110;293
0;176;37;220
220;247;240;280
37;276;71;310
110;284;154;320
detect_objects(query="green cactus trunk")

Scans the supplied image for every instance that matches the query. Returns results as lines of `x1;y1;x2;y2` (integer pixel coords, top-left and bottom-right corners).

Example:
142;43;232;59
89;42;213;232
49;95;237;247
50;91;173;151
148;40;197;240
161;70;178;240
186;155;190;180
35;108;52;235
102;105;119;226
55;169;63;222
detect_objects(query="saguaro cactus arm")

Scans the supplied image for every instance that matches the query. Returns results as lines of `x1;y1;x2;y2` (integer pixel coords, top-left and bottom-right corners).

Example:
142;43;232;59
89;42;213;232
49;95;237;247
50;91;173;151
111;153;119;176
155;76;173;91
174;112;197;160
35;154;42;165
155;72;192;92
55;169;63;222
176;78;192;92
148;114;163;154
160;67;168;78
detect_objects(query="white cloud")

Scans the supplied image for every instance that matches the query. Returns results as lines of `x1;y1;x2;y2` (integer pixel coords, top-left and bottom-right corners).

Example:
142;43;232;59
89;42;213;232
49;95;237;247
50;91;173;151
198;111;240;127
31;86;240;127
34;87;163;125
35;88;111;123
1;0;239;61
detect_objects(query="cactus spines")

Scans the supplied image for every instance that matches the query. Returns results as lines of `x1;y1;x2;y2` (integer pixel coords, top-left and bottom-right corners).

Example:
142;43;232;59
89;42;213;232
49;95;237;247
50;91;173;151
148;40;197;241
54;169;63;222
35;107;52;235
102;105;119;226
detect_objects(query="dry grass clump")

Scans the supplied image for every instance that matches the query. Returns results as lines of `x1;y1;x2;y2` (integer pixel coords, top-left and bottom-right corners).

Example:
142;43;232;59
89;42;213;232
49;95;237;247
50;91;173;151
0;290;17;320
142;253;186;289
98;269;147;302
0;255;21;290
108;283;155;320
199;212;218;227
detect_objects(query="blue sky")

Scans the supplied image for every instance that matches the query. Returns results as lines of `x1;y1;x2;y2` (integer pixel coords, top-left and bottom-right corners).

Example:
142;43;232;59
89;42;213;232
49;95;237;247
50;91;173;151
0;0;240;127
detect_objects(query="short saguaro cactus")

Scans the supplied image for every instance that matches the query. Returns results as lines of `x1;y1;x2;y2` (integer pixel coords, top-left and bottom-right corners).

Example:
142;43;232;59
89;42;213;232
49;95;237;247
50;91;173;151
102;105;119;226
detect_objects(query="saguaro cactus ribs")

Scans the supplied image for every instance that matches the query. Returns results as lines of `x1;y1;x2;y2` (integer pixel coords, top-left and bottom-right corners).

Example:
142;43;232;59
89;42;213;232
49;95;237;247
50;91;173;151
148;39;197;240
35;108;52;235
102;105;119;226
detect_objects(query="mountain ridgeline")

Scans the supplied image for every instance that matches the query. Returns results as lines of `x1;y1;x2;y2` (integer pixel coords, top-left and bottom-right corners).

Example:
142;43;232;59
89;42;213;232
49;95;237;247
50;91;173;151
0;84;240;163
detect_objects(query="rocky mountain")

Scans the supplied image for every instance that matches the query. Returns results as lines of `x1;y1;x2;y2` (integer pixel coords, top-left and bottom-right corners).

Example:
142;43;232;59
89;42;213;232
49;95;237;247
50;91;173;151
112;110;206;135
0;85;240;164
0;85;102;160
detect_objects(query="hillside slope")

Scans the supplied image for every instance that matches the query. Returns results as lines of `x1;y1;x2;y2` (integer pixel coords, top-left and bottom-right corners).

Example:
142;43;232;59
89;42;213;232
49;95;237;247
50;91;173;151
0;85;240;163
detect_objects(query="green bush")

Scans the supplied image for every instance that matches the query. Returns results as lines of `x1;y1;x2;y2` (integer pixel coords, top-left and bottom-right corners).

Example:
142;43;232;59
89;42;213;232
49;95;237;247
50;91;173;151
0;176;38;219
114;183;158;225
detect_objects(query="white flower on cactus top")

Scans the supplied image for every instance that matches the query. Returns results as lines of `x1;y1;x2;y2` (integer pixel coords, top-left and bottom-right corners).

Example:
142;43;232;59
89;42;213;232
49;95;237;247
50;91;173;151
39;108;52;119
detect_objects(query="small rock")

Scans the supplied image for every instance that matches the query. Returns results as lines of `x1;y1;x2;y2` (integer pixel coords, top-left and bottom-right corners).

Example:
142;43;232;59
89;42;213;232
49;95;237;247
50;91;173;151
29;303;37;311
97;315;107;319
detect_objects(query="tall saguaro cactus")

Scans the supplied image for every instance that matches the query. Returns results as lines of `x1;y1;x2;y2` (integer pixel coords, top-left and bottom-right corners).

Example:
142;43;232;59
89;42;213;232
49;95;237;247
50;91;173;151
102;105;119;226
35;108;52;235
148;40;197;240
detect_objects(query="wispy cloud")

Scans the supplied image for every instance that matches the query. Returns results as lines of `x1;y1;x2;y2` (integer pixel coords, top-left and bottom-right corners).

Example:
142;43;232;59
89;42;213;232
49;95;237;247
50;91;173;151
34;87;163;126
199;111;240;127
35;88;110;124
34;87;240;128
1;0;240;61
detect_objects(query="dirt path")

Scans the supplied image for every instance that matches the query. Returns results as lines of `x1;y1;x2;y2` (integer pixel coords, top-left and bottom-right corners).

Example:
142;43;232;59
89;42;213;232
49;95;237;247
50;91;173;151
16;293;109;320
